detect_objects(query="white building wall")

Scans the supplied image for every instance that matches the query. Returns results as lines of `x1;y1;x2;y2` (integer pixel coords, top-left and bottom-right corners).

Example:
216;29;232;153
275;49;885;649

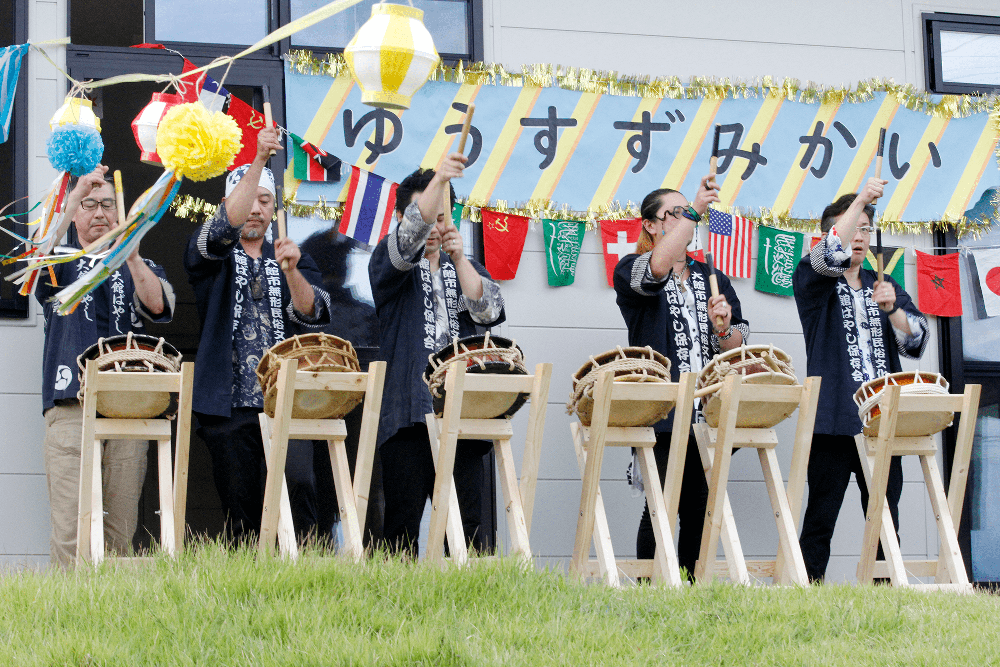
3;0;997;578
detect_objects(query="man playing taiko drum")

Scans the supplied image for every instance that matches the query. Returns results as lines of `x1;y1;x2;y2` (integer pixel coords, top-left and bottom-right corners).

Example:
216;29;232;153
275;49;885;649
613;174;750;579
369;154;505;557
793;177;929;583
184;127;334;544
38;166;176;568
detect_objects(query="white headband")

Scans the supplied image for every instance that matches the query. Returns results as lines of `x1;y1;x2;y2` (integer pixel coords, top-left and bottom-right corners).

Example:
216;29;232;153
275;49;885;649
225;164;276;198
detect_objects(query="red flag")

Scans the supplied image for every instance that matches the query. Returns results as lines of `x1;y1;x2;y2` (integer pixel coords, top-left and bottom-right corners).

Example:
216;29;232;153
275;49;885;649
599;218;642;286
226;95;268;170
481;210;530;280
915;249;962;317
177;58;204;104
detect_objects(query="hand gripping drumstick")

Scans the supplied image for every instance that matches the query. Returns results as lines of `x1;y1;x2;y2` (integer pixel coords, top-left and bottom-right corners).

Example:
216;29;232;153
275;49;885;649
442;104;476;225
874;127;886;283
705;251;725;330
275;186;288;271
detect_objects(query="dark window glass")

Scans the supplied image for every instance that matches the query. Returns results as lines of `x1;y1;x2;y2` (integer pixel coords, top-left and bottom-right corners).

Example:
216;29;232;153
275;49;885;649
924;13;1000;94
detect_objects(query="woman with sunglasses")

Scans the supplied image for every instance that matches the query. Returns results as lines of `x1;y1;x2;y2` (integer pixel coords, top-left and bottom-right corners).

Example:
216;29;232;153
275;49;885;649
613;173;750;580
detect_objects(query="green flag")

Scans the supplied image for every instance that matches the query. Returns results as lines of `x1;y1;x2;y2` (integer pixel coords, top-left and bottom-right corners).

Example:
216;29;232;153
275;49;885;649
542;219;585;286
755;225;803;297
864;246;905;289
451;201;462;230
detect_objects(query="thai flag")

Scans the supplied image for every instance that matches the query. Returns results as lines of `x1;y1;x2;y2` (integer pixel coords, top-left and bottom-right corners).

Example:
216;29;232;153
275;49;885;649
339;166;398;247
707;208;753;278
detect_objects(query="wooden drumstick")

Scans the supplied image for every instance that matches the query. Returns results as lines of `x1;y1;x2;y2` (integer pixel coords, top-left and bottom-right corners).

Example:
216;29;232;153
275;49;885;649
709;124;721;178
705;251;725;330
275;187;288;271
874;127;886;282
113;170;126;222
457;103;476;154
263;90;276;157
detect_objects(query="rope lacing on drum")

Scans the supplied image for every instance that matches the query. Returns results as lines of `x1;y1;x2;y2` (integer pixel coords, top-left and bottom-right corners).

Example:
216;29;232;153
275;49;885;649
566;345;670;416
424;333;526;398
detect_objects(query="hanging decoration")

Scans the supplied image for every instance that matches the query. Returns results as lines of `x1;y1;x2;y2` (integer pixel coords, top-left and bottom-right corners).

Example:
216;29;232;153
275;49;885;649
131;92;183;166
49;96;101;133
156;102;242;181
46;124;104;176
343;2;439;110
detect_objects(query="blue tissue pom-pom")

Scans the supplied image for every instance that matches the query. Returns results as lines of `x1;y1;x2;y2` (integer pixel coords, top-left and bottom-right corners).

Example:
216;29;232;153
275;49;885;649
47;125;104;176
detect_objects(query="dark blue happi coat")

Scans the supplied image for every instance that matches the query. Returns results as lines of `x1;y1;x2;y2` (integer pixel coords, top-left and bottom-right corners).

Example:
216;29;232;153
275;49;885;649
369;234;505;448
37;251;173;411
793;254;927;436
184;207;330;418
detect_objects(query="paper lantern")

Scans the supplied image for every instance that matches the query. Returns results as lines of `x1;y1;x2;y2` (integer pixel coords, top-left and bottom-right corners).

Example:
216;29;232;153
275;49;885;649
131;92;183;166
344;2;439;110
49;96;101;133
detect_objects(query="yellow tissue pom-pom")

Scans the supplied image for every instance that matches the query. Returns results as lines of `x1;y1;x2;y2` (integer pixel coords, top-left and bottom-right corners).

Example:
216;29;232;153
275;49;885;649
156;102;242;181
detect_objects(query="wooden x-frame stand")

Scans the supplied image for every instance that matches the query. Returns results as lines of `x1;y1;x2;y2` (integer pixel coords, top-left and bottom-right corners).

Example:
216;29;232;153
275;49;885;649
257;358;386;560
693;374;820;585
77;360;195;564
423;361;552;566
855;383;980;591
569;371;698;588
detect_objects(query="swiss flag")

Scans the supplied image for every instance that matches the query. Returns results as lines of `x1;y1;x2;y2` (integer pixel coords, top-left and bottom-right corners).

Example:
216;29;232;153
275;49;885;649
599;218;642;286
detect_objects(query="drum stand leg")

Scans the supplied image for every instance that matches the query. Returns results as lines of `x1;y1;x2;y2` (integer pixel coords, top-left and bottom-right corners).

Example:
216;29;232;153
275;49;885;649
425;364;470;567
570;422;619;586
257;413;299;561
77;361;102;565
259;358;299;559
172;362;195;553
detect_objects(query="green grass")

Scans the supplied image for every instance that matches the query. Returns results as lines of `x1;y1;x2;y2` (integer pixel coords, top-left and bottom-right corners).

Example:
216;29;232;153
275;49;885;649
2;542;1000;666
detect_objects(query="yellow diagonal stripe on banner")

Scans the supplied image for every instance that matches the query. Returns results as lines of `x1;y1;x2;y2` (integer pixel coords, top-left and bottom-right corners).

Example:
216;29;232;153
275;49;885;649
882;116;949;221
469;86;542;203
589;97;661;209
772;100;841;214
836;96;898;198
530;92;601;202
304;75;355;145
420;84;481;170
661;98;722;190
944;120;999;219
717;95;783;207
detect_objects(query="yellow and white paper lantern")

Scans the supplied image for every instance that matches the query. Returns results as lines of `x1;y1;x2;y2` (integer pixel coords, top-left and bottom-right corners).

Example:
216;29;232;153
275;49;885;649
49;96;101;133
344;2;439;110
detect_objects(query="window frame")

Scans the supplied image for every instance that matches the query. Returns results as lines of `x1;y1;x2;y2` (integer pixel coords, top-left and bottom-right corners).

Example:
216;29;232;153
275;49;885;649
923;12;1000;95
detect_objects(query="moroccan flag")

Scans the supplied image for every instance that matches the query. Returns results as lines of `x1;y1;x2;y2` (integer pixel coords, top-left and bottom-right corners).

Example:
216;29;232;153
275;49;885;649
290;132;341;182
541;219;585;287
481;210;530;280
754;226;803;297
599;218;642;286
0;44;28;143
915;249;962;317
226;95;268;170
707;208;753;278
339;166;398;247
864;246;905;289
967;247;1000;318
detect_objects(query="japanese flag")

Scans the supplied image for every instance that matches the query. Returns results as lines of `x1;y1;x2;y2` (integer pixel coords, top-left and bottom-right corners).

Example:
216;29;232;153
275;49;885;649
968;247;1000;318
599;218;642;287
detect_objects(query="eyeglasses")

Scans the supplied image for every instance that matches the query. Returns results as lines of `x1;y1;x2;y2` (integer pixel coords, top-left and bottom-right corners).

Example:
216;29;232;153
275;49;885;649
856;225;873;235
80;198;117;211
653;204;693;222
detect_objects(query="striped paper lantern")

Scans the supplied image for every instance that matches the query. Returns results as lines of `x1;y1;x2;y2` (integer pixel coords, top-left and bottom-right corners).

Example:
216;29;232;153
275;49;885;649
131;92;183;166
48;96;101;133
344;2;439;110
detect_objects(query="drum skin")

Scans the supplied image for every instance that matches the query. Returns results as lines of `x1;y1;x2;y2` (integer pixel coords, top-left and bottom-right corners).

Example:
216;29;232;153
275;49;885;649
424;335;529;420
256;333;362;420
77;333;182;419
853;371;952;437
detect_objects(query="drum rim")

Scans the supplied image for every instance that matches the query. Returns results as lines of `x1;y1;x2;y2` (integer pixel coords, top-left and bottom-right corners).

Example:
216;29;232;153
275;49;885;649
78;332;182;363
700;343;792;374
571;345;670;381
423;334;525;381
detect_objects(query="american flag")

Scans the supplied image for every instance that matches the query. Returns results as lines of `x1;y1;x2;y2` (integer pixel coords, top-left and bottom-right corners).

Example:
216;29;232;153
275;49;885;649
707;208;753;278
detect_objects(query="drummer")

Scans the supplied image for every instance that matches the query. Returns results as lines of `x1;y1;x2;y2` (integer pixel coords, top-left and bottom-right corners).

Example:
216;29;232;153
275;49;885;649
792;177;928;583
36;165;176;568
613;174;748;579
369;155;505;557
184;127;334;545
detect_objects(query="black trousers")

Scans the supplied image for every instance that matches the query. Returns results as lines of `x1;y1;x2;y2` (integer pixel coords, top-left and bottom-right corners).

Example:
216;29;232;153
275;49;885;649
636;431;709;577
378;424;492;557
798;433;903;582
195;408;337;544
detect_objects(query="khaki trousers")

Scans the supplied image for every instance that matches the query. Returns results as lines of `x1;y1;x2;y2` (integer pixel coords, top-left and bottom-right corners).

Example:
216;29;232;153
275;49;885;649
43;403;148;569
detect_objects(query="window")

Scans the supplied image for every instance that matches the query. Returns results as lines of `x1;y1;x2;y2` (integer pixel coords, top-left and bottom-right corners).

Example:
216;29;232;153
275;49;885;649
924;12;1000;95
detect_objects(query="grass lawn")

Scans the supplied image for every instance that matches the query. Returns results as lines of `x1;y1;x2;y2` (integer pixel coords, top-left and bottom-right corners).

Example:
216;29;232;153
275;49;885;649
2;542;999;666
